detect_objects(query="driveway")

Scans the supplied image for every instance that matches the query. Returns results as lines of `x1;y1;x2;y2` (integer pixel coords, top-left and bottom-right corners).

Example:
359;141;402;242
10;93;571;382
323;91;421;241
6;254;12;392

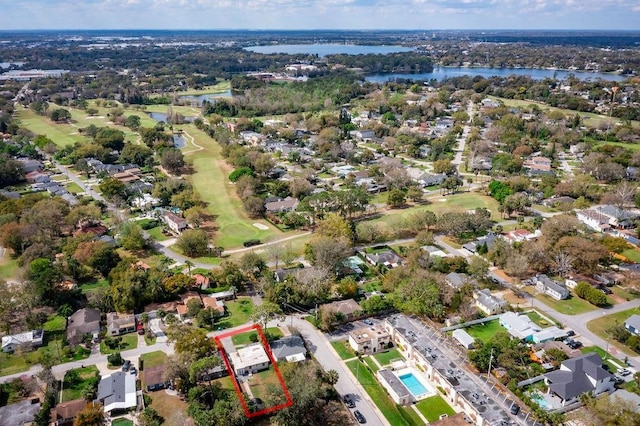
150;318;168;343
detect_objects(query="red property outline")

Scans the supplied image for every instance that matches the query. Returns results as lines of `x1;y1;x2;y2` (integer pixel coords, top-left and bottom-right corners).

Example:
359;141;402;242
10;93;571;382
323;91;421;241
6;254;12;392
214;324;293;418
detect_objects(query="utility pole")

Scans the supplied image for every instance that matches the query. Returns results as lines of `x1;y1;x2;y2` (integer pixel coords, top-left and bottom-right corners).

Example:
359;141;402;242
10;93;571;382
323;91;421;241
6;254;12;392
486;348;494;383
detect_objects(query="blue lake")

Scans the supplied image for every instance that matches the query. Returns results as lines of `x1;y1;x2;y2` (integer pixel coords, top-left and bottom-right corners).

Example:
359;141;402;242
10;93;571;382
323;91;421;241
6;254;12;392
178;90;232;107
148;112;196;123
245;43;413;57
173;134;186;149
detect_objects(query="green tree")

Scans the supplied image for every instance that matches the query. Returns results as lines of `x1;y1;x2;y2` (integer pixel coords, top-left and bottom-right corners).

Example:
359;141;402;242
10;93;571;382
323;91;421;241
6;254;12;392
50;108;71;122
249;301;283;330
387;188;406;208
99;177;127;201
125;115;142;130
94;127;125;151
161;148;185;175
118;221;146;250
176;229;209;258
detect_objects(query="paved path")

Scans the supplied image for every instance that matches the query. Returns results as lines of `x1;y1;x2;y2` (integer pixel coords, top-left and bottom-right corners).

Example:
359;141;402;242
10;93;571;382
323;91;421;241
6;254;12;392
453;100;474;172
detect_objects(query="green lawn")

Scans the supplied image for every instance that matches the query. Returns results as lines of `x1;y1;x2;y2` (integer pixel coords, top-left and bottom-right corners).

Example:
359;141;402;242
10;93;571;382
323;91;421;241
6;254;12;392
587;307;640;357
465;320;503;344
183;124;282;249
100;334;138;355
111;419;134;426
372;348;404;366
61;366;99;402
172;81;231;96
612;286;639;301
0;254;19;281
217;298;254;329
247;366;284;405
581;346;620;373
415;395;456;422
331;340;356;360
145;226;170;241
231;327;283;346
346;359;421;426
141;351;167;369
527;311;557;327
621;248;640;263
364;356;380;373
534;292;595;315
65;182;83;194
80;278;109;294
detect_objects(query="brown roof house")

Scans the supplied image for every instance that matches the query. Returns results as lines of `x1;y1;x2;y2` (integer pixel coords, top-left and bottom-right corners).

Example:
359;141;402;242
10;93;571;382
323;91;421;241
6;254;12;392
321;299;362;320
264;196;299;214
143;365;170;392
66;308;101;345
162;211;188;234
50;399;87;426
106;312;136;336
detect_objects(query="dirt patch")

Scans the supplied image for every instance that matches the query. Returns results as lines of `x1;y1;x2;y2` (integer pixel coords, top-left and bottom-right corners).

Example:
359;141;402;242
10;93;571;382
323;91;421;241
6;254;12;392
148;390;189;424
501;289;529;306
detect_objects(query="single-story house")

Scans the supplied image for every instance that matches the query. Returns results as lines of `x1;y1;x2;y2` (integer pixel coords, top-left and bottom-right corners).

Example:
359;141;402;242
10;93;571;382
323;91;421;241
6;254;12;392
363;249;404;268
194;274;210;289
264;196;299;214
97;371;137;413
229;343;270;375
348;326;391;355
269;335;307;362
534;274;569;300
462;233;500;253
50;398;87;426
66;308;101;345
1;329;44;353
377;369;414;405
208;289;235;301
624;314;640;337
106;312;136;336
499;312;541;341
321;299;362;320
452;329;476;349
474;289;507;315
422;245;448;258
445;272;474;290
531;327;567;344
0;398;41;425
143;365;171;392
544;353;614;406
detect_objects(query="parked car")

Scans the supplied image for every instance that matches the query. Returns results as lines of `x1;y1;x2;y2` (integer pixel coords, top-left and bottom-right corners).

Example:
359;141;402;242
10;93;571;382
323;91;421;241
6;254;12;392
243;239;261;247
510;405;520;415
343;394;355;408
565;330;575;337
613;375;624;384
129;366;137;375
122;360;131;372
354;410;366;424
619;368;631;376
363;319;374;326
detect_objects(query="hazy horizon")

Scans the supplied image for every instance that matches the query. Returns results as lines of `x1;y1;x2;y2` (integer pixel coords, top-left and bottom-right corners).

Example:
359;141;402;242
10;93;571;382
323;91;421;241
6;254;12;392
2;1;639;31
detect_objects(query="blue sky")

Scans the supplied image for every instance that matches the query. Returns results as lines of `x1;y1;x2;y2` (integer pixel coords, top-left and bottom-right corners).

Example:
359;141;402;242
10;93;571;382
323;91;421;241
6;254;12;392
1;0;639;31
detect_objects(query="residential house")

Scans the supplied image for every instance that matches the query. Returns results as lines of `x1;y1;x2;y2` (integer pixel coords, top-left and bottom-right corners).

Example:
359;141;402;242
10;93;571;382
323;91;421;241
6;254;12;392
162;210;188;234
481;99;500;109
416;173;446;187
0;399;41;425
542;196;576;208
229;343;271;375
576;209;611;232
321;299;362;320
97;371;137;413
239;131;263;145
524;156;552;174
264;196;299;214
624;314;640;337
269;335;307;362
106;312;136;336
534;274;569;300
445;272;475;290
363;249;404;268
499;312;541;341
208;289;235;301
452;329;476;349
422;245;448;258
66;308;101;345
503;229;540;243
543;353;614;406
473;289;507;315
594;205;639;229
193;274;210;289
349;129;376;141
25;170;50;183
17;158;43;173
531;327;567;344
273;267;299;283
462;233;499;253
143;366;171;391
348;326;391;354
50;399;86;426
1;329;43;353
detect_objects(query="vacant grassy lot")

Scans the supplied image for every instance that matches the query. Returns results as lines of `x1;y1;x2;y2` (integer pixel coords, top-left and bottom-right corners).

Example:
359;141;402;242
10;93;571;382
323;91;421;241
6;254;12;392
100;334;138;355
587;307;640;357
141;351;167;369
534;292;595;315
231;327;283;346
372;348;404;366
0;253;20;281
145;226;170;241
415;395;456;422
181;125;283;249
62;366;99;402
331;340;356;360
465;320;503;344
80;278;109;295
346;359;421;426
612;286;639;301
247;366;285;405
217;298;254;329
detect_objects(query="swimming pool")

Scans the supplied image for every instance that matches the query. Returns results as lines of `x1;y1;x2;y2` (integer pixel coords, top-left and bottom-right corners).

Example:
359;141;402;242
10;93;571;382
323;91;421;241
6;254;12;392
398;372;429;399
532;393;552;410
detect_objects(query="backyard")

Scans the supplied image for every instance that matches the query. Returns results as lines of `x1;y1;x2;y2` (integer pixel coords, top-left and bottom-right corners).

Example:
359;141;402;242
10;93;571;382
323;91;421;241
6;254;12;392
346;359;423;426
331;340;356;360
372;348;404;366
465;320;503;344
415;395;456;422
61;366;100;402
147;389;188;425
246;366;286;406
217;298;254;329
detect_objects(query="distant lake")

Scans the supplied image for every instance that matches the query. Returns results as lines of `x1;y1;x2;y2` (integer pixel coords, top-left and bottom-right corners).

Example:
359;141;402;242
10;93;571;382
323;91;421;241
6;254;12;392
366;66;628;82
245;43;413;57
178;90;232;107
147;112;196;123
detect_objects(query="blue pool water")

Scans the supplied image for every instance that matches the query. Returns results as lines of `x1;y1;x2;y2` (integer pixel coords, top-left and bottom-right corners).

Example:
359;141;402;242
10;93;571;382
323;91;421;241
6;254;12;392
399;373;428;397
532;394;552;410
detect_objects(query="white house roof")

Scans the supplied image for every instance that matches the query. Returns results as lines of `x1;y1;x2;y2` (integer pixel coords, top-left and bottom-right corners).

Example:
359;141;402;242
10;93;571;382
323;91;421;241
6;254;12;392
452;329;476;348
499;312;541;340
229;343;270;371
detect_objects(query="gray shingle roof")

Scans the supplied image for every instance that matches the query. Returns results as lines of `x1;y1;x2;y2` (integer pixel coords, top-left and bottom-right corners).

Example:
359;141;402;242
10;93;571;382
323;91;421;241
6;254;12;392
545;353;612;401
269;335;306;361
625;314;640;331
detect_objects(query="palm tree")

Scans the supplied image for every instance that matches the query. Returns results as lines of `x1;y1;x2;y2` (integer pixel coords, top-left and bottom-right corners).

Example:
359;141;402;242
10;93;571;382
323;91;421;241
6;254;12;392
184;260;194;276
324;369;339;385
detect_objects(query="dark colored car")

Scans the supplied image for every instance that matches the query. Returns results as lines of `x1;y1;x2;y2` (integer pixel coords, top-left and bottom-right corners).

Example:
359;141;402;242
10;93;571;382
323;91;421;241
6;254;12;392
122;360;131;372
243;239;261;247
566;330;575;337
354;410;366;423
363;319;374;326
343;394;355;408
510;405;520;415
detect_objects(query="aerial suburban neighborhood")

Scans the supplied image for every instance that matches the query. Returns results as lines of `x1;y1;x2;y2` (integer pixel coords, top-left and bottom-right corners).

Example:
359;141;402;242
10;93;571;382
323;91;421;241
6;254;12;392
1;25;640;426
